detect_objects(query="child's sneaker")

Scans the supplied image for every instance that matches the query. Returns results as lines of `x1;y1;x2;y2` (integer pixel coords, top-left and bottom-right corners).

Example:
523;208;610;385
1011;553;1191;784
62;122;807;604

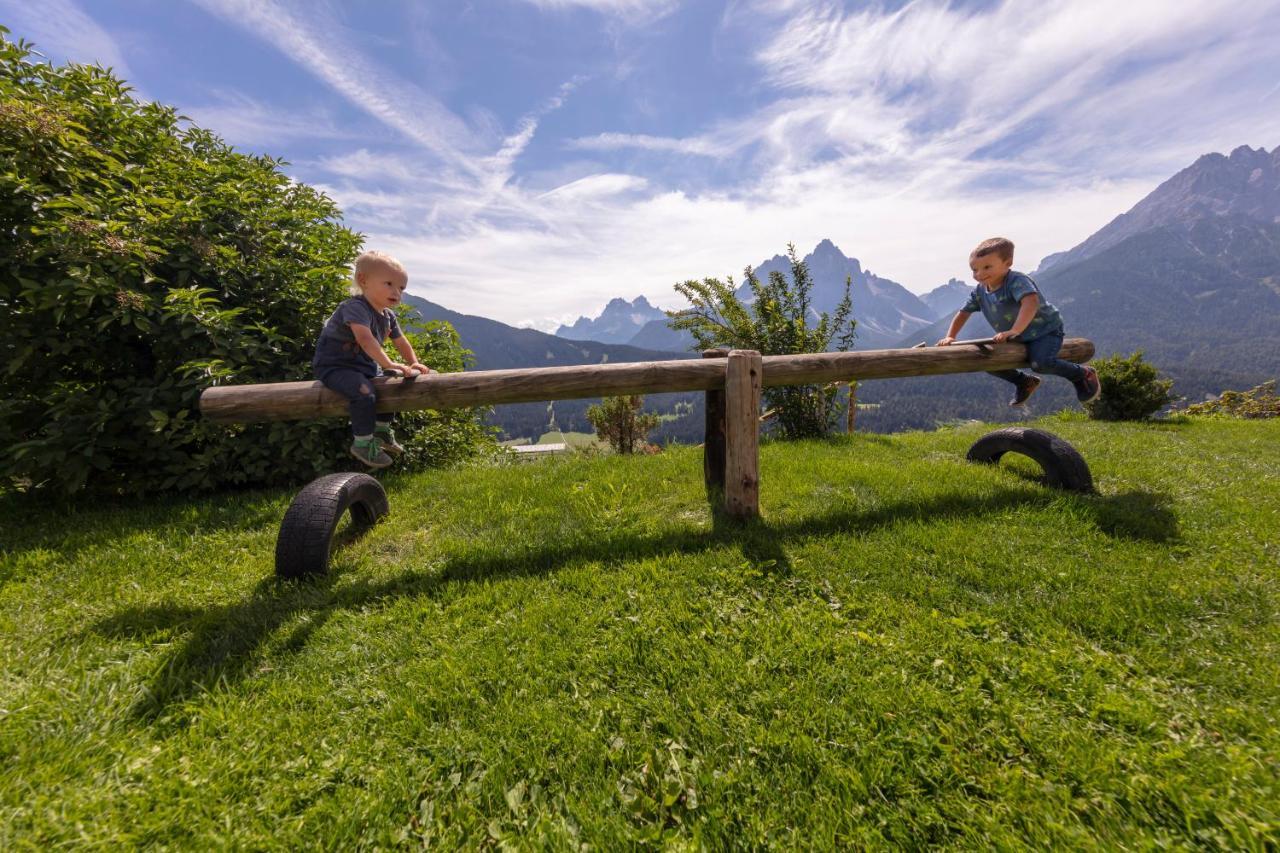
350;436;393;469
1011;375;1041;406
374;423;404;455
1075;366;1102;403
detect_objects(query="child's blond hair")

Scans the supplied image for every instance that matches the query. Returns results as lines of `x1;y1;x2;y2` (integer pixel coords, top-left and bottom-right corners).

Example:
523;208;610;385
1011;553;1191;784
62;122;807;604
350;250;407;296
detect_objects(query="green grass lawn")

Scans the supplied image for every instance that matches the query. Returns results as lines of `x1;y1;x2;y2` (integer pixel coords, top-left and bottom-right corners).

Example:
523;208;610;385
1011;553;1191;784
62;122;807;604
2;415;1277;847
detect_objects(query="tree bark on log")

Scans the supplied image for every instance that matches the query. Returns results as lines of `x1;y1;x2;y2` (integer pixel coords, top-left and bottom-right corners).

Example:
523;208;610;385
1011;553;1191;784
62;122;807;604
199;339;1094;423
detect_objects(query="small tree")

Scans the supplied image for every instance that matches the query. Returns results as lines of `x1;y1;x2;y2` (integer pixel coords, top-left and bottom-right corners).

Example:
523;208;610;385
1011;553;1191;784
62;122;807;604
1084;351;1176;421
667;244;856;438
587;396;661;454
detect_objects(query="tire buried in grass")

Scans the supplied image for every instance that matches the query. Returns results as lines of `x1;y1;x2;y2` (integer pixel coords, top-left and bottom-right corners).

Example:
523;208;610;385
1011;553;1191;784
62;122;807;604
966;427;1094;493
275;472;390;578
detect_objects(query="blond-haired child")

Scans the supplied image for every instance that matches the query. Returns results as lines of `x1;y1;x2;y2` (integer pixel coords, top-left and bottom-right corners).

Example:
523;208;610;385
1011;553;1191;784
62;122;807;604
312;251;432;468
938;237;1100;406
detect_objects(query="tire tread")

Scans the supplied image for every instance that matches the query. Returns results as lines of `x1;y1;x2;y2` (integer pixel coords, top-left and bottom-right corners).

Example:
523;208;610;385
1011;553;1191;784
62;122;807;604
275;472;390;578
966;427;1093;493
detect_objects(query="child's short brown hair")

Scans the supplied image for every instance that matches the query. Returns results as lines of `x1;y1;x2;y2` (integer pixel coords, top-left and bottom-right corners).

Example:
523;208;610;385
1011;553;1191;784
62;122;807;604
971;237;1014;262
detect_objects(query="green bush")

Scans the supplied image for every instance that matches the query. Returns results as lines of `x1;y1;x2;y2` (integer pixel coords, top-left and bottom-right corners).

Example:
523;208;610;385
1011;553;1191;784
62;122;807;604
1083;351;1176;421
0;31;491;495
668;244;856;438
1183;380;1279;419
391;323;499;468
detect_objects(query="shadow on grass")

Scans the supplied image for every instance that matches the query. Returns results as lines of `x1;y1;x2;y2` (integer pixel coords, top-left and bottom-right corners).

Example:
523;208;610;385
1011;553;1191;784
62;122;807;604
1091;490;1179;542
0;487;288;556
90;483;1176;725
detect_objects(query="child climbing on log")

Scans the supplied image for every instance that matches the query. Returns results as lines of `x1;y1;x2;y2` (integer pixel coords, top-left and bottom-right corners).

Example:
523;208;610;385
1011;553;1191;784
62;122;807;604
938;237;1101;407
312;250;432;468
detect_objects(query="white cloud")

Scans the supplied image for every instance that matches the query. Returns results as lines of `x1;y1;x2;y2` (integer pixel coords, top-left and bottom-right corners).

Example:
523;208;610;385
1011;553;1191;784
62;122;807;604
747;0;1280;179
515;0;680;22
568;131;729;157
367;163;1154;330
538;173;650;200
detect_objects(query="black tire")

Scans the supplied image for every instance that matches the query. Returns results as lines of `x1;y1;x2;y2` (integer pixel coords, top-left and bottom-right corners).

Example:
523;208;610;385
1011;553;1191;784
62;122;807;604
275;472;390;578
966;428;1093;493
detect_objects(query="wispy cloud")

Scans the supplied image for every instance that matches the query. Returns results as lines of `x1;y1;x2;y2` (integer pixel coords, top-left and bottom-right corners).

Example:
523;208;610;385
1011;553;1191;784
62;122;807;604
191;0;484;178
0;0;132;77
192;0;590;235
515;0;680;23
746;0;1280;181
181;90;361;148
569;132;728;157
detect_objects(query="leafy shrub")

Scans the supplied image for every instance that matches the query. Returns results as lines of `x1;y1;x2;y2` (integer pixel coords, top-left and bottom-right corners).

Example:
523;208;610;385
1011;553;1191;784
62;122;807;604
0;32;491;495
391;323;499;468
586;396;661;454
668;244;856;438
1083;351;1176;421
1183;380;1279;419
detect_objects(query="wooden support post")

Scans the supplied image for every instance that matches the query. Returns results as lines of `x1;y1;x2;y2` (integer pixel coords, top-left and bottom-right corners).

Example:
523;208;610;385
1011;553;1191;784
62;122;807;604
724;349;762;519
702;349;728;497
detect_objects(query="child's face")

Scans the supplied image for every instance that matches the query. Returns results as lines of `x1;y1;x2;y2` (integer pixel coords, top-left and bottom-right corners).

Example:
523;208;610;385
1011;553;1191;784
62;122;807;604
969;252;1013;290
358;262;408;311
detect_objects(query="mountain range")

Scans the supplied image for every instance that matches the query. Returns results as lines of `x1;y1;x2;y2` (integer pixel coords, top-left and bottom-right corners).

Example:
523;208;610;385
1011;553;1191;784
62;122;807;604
553;241;970;352
902;146;1280;389
400;295;703;442
555;295;667;345
402;295;682;371
405;142;1279;437
1037;144;1280;274
861;144;1280;431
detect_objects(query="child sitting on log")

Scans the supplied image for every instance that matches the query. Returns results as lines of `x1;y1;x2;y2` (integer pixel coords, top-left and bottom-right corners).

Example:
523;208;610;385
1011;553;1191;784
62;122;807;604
312;250;432;468
938;237;1100;406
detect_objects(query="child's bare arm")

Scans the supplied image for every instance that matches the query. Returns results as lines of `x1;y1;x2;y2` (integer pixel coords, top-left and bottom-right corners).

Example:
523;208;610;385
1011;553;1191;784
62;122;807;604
349;323;406;372
994;294;1039;342
392;336;433;374
937;310;972;345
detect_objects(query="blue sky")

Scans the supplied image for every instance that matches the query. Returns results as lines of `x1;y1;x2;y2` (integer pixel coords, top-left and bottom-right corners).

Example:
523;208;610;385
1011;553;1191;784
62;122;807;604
6;0;1280;329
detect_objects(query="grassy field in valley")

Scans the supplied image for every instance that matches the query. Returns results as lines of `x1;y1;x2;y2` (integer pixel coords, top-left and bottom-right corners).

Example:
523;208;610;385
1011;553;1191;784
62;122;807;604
1;415;1277;847
500;431;603;449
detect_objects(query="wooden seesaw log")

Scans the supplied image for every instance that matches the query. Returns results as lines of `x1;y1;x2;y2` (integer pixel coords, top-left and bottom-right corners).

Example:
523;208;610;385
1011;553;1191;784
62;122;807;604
202;338;1094;524
197;338;1095;424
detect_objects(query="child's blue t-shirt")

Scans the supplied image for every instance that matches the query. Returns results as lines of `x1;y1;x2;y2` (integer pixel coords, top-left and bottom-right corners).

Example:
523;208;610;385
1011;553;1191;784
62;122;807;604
961;271;1064;340
312;296;402;378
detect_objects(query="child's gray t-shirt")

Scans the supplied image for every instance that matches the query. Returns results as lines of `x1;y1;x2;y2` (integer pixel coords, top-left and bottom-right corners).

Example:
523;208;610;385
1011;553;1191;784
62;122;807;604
312;296;402;378
961;271;1064;340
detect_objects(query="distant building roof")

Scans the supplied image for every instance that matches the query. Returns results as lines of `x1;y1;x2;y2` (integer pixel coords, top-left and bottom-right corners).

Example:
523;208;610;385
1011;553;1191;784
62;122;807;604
510;443;567;454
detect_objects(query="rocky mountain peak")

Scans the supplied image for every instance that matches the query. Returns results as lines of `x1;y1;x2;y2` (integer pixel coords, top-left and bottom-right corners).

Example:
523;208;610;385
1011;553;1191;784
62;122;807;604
812;238;842;257
1038;143;1280;273
555;294;667;345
